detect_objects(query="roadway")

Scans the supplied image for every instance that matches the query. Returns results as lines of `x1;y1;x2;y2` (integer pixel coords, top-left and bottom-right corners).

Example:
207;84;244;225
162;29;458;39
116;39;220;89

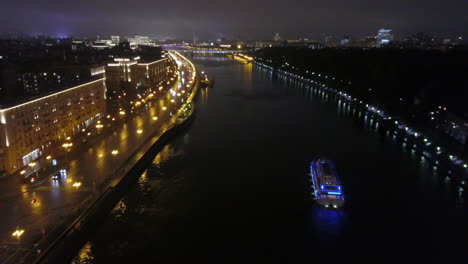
0;51;197;263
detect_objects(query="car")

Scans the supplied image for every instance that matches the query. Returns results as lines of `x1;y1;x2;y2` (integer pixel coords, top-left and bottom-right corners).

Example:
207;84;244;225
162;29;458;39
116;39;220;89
52;170;67;180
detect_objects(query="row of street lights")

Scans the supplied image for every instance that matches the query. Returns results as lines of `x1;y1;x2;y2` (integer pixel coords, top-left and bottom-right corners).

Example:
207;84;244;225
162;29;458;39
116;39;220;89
7;54;187;254
255;60;468;175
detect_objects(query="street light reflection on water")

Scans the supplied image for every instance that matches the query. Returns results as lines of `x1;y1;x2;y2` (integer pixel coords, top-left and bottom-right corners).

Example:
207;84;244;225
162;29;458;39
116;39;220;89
137;170;149;190
74;241;95;263
308;205;347;246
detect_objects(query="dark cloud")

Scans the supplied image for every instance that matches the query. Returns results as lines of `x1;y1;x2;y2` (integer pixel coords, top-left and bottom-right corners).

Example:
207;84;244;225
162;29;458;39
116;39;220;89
0;0;467;40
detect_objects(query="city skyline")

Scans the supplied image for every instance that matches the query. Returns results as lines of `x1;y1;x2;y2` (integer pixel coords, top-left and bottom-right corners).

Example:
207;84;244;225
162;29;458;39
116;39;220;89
1;0;467;40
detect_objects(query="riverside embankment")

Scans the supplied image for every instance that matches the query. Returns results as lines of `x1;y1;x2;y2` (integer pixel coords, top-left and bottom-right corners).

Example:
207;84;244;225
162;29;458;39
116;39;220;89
253;60;468;185
19;51;200;264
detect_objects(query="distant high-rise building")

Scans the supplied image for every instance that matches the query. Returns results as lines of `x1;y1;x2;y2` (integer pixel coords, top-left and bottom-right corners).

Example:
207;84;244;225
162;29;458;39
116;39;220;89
105;56;168;114
111;36;120;45
273;33;281;42
127;36;152;47
193;32;199;44
376;29;393;46
91;40;113;49
340;36;351;46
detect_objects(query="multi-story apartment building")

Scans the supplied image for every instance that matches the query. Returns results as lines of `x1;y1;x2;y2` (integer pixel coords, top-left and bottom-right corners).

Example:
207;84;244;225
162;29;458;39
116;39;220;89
0;78;106;174
105;56;170;114
0;61;102;106
127;36;153;47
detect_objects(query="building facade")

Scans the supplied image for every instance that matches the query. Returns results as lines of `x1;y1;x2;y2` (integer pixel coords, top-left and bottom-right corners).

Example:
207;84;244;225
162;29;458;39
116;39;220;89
0;79;106;174
376;29;394;46
105;57;169;114
111;36;120;45
128;36;153;47
0;62;101;106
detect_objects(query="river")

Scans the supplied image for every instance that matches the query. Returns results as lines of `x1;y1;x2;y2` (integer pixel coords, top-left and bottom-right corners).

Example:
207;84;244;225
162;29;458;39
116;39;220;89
72;54;468;263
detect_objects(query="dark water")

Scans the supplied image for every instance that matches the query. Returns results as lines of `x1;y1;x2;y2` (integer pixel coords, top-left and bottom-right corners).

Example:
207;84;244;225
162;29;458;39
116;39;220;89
73;55;468;263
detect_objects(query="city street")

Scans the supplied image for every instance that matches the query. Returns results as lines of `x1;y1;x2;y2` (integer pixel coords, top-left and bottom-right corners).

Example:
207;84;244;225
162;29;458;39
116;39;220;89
0;51;197;263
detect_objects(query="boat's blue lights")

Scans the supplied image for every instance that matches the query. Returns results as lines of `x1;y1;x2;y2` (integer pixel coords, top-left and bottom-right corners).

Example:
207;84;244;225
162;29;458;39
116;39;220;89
328;192;342;195
321;185;324;189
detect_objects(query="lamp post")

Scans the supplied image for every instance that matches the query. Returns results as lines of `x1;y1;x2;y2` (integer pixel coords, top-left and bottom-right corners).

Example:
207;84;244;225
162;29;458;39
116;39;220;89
12;227;25;244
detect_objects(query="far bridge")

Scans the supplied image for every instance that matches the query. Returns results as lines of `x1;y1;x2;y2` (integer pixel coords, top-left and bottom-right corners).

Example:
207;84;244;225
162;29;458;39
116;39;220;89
163;46;251;54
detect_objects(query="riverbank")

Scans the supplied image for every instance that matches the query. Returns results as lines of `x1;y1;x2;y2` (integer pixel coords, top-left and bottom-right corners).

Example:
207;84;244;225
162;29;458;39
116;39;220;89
16;51;200;264
34;99;198;264
0;62;185;264
252;60;468;185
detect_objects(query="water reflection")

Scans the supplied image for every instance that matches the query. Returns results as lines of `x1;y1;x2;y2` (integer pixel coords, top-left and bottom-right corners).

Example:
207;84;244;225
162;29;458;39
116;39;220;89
309;206;346;244
200;85;210;106
72;242;94;264
152;144;177;165
243;62;253;85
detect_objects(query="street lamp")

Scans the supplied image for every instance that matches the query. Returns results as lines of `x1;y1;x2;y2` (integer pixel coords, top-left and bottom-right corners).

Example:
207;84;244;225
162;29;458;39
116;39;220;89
12;227;25;243
62;143;73;149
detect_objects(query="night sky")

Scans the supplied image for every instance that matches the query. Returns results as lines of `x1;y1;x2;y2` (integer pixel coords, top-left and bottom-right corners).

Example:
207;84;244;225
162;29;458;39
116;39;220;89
0;0;467;40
